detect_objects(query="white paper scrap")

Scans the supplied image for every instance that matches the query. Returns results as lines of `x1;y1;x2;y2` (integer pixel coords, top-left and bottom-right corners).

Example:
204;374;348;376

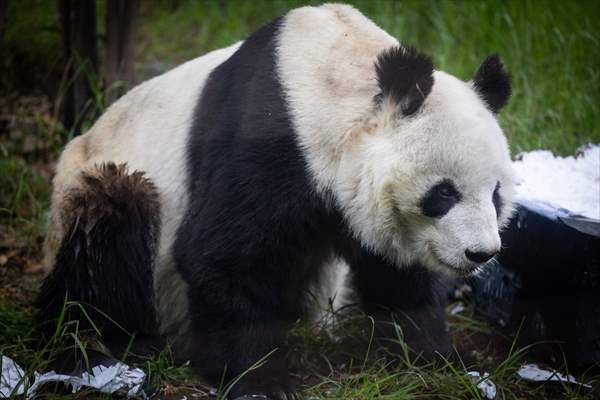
1;355;28;397
467;371;497;399
449;302;466;315
0;354;145;398
517;363;591;389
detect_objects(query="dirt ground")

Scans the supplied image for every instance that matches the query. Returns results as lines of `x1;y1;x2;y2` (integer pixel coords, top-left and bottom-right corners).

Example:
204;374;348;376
0;230;44;307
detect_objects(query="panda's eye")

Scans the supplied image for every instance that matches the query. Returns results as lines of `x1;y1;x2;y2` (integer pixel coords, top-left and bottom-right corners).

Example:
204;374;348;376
492;181;502;217
420;179;461;218
437;182;458;198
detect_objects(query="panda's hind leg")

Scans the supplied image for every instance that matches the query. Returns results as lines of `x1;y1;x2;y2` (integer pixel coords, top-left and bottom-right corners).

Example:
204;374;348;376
36;162;161;340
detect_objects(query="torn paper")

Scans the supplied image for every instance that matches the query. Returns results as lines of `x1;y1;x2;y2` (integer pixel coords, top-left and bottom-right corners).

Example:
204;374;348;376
449;302;466;315
0;355;145;398
517;363;591;389
467;371;497;399
1;356;28;397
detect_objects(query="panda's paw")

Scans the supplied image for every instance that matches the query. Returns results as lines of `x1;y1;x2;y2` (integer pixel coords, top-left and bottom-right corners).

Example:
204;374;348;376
376;323;451;367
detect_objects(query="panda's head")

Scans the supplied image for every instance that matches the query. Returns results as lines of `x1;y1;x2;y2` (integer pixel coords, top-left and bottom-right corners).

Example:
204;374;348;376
336;46;515;276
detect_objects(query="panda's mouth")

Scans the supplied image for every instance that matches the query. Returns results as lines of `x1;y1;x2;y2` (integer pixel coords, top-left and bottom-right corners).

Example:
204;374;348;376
435;257;465;275
430;247;479;276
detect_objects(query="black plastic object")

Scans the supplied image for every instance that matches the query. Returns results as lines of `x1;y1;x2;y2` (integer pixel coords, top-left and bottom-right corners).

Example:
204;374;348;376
470;261;521;328
472;200;600;366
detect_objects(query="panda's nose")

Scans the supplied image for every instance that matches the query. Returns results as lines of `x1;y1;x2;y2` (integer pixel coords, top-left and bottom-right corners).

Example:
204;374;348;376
465;249;496;264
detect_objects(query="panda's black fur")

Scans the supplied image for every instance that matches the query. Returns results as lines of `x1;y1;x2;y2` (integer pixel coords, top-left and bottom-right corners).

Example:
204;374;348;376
36;163;160;337
473;54;512;114
375;46;434;115
175;18;345;387
172;18;449;393
37;5;513;399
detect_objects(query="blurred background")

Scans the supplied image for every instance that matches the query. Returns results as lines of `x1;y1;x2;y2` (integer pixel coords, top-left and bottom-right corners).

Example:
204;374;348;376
1;2;599;398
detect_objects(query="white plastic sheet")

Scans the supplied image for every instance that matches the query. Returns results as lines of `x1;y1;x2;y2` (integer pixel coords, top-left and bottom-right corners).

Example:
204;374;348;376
513;145;600;220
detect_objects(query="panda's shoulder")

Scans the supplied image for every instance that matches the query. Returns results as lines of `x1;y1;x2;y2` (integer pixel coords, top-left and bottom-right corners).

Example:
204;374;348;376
283;4;374;31
84;43;240;158
280;4;394;44
110;42;242;113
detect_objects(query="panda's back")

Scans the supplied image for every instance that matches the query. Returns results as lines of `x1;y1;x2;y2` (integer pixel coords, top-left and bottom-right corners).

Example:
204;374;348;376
67;3;395;253
85;42;241;205
65;43;239;267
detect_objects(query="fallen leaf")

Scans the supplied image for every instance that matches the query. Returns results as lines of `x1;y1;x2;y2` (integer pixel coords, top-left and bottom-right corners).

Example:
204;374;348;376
24;260;44;274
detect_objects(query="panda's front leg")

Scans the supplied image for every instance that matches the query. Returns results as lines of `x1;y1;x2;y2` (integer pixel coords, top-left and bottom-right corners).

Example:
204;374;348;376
183;268;301;400
347;249;451;362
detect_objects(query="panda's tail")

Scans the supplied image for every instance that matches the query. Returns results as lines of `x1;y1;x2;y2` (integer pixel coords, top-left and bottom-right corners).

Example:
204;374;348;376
36;162;161;340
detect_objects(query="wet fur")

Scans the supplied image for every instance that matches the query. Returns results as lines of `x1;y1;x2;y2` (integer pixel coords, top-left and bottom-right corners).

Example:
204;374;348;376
37;163;160;337
39;4;514;399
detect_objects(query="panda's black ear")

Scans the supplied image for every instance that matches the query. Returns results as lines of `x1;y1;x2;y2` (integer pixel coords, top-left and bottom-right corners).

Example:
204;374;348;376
375;46;434;116
472;54;512;113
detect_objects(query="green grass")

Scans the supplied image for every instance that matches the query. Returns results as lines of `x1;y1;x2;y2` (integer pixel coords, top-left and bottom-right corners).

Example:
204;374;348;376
0;157;50;254
2;301;598;399
4;1;599;155
0;300;196;399
139;0;600;156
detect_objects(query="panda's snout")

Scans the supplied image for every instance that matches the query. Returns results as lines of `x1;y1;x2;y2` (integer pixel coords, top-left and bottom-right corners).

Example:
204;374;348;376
464;248;497;264
461;208;501;265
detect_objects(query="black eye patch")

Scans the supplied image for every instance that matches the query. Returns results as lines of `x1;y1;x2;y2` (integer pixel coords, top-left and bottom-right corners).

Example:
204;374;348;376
492;181;503;218
420;179;462;218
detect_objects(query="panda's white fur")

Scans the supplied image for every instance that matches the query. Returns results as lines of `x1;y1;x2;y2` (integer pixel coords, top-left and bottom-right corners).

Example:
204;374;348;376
44;42;242;342
277;4;514;274
40;4;515;397
334;70;515;273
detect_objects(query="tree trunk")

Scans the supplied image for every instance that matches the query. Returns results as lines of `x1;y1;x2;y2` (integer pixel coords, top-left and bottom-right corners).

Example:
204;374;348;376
0;0;8;44
58;0;98;134
105;0;139;105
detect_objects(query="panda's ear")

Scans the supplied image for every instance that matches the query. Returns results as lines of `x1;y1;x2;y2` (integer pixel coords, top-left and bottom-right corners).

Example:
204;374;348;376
374;46;434;116
472;54;512;114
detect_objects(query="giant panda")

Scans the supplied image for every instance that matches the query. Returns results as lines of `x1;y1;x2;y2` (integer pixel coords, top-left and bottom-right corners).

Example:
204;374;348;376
37;3;515;399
